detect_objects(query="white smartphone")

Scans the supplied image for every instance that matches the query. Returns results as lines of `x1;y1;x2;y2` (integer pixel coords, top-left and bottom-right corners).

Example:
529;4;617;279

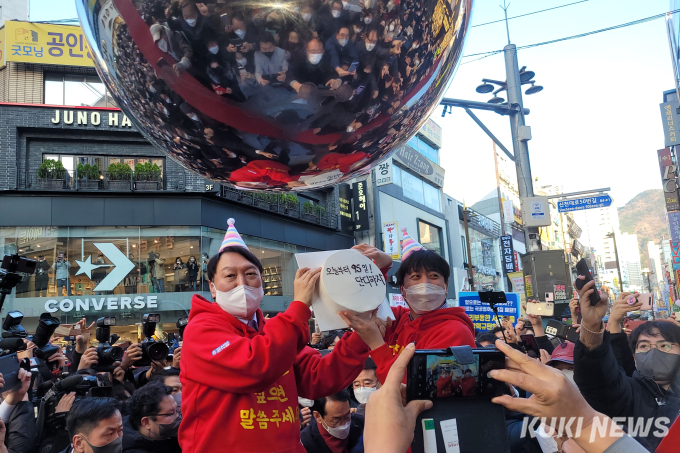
526;301;555;317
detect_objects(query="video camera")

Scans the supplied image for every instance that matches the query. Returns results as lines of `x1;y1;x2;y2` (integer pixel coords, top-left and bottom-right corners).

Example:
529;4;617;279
31;313;61;362
545;319;579;343
92;317;123;372
0;254;36;312
135;313;169;366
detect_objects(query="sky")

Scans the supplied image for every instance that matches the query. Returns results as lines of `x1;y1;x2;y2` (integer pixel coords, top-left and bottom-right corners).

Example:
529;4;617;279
29;0;676;208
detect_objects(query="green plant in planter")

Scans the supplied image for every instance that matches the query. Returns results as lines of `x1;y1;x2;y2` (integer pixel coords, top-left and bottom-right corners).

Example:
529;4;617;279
77;163;100;180
134;162;162;181
314;205;326;216
302;201;314;214
286;194;299;206
107;162;132;181
38;159;67;179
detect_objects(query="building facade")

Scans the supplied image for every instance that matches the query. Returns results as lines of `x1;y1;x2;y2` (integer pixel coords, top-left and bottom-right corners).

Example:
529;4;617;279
0;21;350;333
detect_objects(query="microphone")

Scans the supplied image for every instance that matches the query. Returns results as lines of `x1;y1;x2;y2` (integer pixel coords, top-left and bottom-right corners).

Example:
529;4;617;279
54;375;84;393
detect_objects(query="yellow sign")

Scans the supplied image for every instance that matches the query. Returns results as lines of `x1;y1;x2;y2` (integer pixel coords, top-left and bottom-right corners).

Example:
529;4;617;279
0;27;5;68
3;21;94;67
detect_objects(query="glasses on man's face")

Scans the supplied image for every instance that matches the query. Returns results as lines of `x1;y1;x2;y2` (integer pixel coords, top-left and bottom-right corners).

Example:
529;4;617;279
151;408;181;420
636;341;675;353
325;412;351;427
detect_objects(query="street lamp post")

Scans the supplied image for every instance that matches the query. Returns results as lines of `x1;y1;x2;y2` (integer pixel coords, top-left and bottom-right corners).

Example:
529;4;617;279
642;268;655;320
605;230;624;293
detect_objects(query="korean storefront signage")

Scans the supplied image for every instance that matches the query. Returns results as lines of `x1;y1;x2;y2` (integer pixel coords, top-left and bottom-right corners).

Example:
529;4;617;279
458;292;520;332
50;109;133;128
501;235;516;273
660;101;680;147
658;148;680;212
338;184;354;234
670;212;680;243
390;293;408;308
672;242;680;271
3;21;94;67
376;159;393;186
468;210;500;237
382;221;400;259
418;118;443;148
352;181;370;231
393;146;445;187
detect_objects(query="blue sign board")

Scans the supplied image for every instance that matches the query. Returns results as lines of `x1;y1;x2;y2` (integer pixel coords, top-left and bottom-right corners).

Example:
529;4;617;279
557;195;612;213
458;292;521;332
669;211;680;244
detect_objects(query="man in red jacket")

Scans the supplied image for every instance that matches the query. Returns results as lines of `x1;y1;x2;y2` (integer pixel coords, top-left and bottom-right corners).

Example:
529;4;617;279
342;226;476;383
179;218;384;453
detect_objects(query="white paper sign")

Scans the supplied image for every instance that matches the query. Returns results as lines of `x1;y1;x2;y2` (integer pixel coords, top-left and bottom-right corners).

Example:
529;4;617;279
440;419;461;453
382;221;400;259
390;293;407;308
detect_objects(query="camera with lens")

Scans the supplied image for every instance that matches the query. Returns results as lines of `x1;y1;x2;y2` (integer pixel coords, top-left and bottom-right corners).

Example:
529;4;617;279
136;313;169;366
92;317;123;372
177;316;188;340
32;313;61;361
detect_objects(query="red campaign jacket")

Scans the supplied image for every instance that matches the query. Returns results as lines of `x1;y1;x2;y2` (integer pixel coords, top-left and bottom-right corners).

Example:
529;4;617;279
178;294;370;453
371;305;476;383
228;160;295;184
316;152;369;173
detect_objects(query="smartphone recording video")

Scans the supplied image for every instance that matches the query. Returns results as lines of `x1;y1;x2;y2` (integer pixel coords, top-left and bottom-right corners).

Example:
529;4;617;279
407;348;505;401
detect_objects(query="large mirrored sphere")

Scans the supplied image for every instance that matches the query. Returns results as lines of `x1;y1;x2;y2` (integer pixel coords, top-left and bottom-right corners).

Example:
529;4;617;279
76;0;471;191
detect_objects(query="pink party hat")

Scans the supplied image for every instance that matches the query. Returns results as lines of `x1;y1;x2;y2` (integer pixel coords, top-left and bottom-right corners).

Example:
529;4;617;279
220;218;248;251
400;226;424;261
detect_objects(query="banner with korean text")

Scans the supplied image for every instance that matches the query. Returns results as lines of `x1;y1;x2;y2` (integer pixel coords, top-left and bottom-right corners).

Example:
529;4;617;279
3;21;94;67
459;292;520;332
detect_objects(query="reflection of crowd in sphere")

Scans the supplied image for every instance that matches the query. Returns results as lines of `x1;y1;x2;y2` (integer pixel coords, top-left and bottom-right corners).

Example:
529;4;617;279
108;0;466;189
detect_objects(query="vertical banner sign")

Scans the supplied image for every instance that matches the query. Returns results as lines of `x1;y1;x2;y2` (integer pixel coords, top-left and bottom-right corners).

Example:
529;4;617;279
659;101;680;147
338;184;354;234
352;181;370;231
672;242;680;270
382;222;400;259
524;275;533;298
502;200;514;224
458;292;521;332
376;159;393;186
658;148;680;212
500;235;516;273
669;212;680;243
508;271;526;307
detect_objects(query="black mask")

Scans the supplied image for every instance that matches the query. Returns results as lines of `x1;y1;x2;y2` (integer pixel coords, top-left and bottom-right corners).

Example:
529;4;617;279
263;51;275;58
156;414;182;439
635;349;680;382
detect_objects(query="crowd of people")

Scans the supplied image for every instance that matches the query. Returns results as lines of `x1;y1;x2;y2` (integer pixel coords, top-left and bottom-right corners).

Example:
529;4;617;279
97;0;467;188
0;216;679;453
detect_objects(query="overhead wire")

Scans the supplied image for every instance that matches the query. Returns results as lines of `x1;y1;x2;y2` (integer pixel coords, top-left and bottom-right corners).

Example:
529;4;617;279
463;7;680;61
471;0;590;28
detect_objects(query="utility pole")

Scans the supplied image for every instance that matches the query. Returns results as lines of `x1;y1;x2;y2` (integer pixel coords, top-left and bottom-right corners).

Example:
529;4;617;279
463;205;475;291
607;230;624;293
500;3;540;253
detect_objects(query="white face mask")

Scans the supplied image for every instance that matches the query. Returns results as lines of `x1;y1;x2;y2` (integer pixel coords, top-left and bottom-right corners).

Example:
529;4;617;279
212;283;264;319
354;27;362;34
235;28;246;38
298;397;314;407
237;58;248;66
338;38;348;47
364;17;372;24
302;13;312;21
308;53;323;65
185;17;197;27
353;386;377;404
404;283;447;314
365;42;376;51
323;420;351;439
157;39;168;53
562;369;576;386
209;45;219;54
389;24;395;31
331;10;341;18
346;125;355;133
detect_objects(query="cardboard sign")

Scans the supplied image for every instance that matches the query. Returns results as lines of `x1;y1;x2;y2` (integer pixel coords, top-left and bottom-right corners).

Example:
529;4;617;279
295;249;392;331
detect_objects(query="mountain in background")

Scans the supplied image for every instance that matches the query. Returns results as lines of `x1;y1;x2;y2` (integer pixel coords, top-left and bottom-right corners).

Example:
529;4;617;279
618;189;669;264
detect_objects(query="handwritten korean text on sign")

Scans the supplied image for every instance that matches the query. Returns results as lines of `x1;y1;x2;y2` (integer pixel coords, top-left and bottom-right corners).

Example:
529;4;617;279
383;221;400;259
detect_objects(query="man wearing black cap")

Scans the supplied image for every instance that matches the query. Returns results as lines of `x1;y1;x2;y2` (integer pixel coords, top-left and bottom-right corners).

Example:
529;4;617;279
35;254;51;297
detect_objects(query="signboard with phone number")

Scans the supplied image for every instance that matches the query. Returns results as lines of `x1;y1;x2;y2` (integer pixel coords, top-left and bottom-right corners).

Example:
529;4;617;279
458;292;521;332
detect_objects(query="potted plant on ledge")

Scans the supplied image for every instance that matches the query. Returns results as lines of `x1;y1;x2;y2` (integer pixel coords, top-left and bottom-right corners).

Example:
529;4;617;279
76;163;101;190
37;159;68;189
106;162;132;190
134;162;162;190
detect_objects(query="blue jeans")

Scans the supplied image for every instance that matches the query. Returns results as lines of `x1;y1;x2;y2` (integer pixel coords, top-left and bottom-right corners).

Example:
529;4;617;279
56;278;72;296
153;278;164;293
188;280;197;291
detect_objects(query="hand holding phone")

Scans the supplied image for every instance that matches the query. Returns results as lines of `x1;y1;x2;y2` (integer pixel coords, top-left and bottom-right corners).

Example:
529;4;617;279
636;293;653;311
574;258;601;306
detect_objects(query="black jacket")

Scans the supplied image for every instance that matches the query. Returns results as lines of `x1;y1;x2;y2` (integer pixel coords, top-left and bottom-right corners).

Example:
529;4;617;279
610;330;636;377
6;401;37;453
300;415;364;453
574;331;680;451
121;415;181;453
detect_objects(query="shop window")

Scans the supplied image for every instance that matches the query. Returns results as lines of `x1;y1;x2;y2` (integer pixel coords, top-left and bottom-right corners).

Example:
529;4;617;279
423;183;442;213
418;220;443;257
406;136;439;164
398;165;442;213
392;164;402;187
401;170;425;206
44;73;118;107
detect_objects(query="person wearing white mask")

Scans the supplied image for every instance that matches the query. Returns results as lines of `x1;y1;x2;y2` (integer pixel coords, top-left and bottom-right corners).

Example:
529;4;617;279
340;227;476;384
301;390;365;453
351;358;381;416
324;26;359;77
149;23;192;76
179;218;383;453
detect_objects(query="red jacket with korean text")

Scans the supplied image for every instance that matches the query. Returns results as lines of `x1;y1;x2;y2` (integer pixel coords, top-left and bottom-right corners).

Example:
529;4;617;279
178;294;369;453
